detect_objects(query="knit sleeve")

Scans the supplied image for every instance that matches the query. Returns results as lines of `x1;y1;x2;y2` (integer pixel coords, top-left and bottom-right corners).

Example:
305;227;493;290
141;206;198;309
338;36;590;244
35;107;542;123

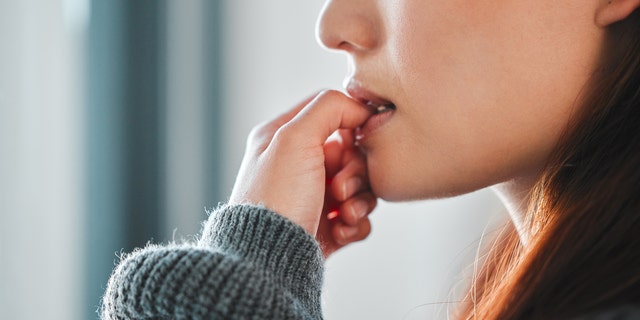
100;204;324;320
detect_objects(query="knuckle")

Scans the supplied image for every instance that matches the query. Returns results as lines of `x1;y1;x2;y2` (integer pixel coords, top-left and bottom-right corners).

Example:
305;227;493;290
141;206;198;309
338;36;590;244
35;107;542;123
317;89;344;101
313;90;347;111
271;125;289;142
248;122;270;140
247;122;274;150
272;122;300;145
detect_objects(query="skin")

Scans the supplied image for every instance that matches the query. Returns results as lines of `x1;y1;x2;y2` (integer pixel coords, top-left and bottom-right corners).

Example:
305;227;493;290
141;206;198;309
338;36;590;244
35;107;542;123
230;91;376;256
318;0;604;201
317;0;603;243
230;0;640;254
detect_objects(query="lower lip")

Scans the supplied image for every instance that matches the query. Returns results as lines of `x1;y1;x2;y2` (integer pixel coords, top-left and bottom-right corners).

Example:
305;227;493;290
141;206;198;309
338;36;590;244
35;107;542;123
356;110;395;143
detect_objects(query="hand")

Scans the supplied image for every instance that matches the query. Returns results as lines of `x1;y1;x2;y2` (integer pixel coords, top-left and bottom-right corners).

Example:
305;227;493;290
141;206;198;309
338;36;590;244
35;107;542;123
318;129;377;257
229;90;377;256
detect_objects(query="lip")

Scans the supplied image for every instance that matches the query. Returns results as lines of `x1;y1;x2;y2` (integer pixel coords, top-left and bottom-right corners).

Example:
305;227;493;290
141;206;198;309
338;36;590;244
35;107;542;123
346;79;394;108
346;79;396;143
355;110;395;144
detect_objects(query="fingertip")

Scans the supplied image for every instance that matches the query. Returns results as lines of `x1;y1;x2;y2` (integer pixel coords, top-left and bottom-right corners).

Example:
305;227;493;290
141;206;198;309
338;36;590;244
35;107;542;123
331;159;369;200
356;218;372;241
336;225;358;245
292;90;372;144
339;199;369;226
334;219;372;245
352;199;370;219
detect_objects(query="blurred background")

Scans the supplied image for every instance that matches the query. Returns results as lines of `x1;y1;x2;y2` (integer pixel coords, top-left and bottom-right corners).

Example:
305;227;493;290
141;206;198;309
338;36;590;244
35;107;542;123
0;1;506;319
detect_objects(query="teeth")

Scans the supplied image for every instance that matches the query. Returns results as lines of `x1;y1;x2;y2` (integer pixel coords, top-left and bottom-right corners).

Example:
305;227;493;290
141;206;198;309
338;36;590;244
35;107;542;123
374;104;395;114
366;101;395;114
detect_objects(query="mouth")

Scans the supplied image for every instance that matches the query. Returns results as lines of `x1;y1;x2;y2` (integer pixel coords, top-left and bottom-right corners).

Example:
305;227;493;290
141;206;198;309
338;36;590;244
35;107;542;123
346;80;397;142
345;80;397;114
366;101;396;115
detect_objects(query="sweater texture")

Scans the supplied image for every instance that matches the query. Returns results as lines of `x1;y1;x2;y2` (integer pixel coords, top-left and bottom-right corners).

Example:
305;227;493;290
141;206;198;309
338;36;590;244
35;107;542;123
101;204;323;320
101;204;640;319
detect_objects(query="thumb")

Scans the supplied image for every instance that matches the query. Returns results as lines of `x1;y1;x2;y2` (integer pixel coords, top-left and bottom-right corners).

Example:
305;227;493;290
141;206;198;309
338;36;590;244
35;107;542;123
284;90;372;146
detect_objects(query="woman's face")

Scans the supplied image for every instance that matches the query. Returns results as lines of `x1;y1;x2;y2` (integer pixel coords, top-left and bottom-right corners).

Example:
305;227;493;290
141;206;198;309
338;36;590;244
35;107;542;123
317;0;606;200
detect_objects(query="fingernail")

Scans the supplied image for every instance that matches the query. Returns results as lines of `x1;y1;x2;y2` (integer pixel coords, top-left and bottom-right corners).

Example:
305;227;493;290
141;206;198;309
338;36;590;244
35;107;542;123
351;200;369;219
342;177;362;200
341;226;358;240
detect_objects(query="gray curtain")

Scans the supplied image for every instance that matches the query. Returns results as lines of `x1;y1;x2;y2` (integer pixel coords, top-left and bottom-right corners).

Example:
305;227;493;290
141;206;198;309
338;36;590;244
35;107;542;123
84;1;222;318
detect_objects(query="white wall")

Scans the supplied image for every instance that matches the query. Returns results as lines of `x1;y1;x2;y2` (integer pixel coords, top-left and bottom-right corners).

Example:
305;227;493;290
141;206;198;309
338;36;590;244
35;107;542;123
164;0;208;239
221;2;507;319
0;1;85;319
0;1;509;319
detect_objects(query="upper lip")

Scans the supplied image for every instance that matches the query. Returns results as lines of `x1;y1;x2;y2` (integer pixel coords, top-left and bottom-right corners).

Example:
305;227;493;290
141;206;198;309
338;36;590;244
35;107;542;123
345;79;395;111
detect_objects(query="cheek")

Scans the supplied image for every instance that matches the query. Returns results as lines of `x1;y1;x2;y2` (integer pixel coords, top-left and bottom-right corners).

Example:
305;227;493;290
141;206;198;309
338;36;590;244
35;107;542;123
371;0;603;201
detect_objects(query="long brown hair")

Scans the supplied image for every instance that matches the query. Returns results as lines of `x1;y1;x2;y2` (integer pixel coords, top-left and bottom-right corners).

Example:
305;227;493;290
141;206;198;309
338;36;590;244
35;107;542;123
460;9;640;319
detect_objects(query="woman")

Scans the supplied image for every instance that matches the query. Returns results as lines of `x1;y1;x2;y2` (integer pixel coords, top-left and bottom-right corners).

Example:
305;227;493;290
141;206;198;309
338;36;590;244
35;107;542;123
101;0;640;319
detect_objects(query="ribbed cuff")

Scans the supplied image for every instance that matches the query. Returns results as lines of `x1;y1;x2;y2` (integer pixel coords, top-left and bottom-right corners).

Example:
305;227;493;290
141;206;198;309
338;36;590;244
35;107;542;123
198;204;324;301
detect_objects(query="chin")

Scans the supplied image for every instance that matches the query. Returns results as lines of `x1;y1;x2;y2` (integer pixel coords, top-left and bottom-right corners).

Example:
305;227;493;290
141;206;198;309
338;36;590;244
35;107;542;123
369;169;492;202
367;163;423;201
368;173;401;201
368;174;426;202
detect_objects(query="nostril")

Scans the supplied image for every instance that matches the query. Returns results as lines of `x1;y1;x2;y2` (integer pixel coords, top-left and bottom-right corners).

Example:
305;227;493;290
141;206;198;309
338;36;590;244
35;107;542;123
316;26;341;51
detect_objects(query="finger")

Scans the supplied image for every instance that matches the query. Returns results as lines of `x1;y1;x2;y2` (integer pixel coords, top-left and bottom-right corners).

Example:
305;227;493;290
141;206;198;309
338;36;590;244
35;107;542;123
338;192;377;226
331;155;369;201
333;218;372;245
247;92;320;151
338;129;356;148
269;92;320;129
341;143;365;168
283;90;372;146
323;137;344;179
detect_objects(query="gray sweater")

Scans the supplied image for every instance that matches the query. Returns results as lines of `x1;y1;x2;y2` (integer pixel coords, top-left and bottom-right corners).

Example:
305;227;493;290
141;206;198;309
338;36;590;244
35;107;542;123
101;204;324;319
101;204;640;319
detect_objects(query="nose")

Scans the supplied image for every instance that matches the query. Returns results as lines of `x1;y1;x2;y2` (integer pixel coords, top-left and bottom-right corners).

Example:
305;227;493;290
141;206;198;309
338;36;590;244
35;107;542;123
316;0;380;53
